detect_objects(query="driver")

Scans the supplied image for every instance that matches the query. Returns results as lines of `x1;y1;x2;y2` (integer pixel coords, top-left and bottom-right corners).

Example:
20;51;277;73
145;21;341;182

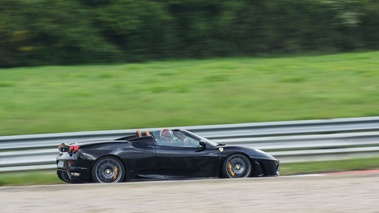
159;128;188;146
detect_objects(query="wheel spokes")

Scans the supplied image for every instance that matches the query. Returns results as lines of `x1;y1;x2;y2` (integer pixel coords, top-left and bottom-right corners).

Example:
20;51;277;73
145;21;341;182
96;159;122;183
226;155;251;178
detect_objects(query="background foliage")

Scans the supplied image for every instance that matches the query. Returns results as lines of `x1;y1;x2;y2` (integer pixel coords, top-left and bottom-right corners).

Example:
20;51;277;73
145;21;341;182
0;0;378;67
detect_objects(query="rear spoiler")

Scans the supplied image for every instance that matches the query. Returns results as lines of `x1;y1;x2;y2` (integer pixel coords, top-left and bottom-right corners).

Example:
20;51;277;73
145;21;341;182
58;143;80;154
58;143;70;152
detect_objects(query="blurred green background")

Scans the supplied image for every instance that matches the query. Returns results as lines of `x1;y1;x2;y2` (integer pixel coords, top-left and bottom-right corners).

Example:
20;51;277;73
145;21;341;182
1;0;379;185
1;0;378;67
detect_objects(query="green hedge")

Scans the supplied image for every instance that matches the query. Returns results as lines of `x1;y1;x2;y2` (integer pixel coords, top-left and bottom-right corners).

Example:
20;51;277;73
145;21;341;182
0;0;378;67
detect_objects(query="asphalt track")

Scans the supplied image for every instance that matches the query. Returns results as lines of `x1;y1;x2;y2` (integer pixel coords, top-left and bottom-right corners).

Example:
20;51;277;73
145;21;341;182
1;172;379;213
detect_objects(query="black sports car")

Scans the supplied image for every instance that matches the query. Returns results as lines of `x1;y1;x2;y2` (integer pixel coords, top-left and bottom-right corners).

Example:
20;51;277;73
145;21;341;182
56;129;279;183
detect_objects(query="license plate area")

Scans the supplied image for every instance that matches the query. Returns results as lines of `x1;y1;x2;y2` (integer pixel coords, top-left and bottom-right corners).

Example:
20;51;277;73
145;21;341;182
57;160;65;168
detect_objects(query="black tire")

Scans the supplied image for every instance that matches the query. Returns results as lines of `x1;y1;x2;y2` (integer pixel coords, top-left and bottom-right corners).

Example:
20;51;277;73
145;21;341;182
222;154;252;178
91;156;125;183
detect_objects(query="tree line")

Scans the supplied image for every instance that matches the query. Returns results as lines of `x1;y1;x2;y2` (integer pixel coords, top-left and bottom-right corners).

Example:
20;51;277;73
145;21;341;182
0;0;378;67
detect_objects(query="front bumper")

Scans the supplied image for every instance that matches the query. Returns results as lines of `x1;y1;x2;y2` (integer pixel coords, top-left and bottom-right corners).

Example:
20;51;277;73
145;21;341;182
252;159;280;177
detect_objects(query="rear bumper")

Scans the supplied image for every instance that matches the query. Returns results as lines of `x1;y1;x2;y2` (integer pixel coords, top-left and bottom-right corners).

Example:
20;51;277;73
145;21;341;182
57;170;75;183
57;167;91;183
56;152;93;183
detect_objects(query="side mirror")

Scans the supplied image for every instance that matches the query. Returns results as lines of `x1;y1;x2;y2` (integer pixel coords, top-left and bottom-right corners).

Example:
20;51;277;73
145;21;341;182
198;140;206;151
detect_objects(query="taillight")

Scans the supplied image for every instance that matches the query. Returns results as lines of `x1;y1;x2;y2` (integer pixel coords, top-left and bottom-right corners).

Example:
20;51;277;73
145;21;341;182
69;145;80;154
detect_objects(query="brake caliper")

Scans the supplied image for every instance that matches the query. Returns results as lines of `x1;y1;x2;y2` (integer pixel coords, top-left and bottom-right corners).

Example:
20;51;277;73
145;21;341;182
227;162;235;177
113;166;118;180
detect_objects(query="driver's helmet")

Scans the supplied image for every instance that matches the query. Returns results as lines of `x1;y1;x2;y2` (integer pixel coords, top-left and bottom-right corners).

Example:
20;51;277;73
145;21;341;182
160;128;173;140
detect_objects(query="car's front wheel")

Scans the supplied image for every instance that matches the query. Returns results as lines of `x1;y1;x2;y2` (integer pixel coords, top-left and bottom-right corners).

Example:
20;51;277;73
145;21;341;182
91;156;125;183
222;154;252;178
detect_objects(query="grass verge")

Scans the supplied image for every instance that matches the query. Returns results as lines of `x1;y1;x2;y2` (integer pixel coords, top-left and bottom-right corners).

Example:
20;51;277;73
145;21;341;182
0;171;62;186
280;157;379;175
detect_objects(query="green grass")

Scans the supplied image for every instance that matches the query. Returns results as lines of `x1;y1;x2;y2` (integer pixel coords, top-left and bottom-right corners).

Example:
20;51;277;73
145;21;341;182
1;157;379;186
0;51;378;136
280;157;379;175
0;171;62;186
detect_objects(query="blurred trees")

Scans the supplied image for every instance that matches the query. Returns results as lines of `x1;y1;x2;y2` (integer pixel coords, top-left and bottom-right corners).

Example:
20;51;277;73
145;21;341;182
0;0;378;67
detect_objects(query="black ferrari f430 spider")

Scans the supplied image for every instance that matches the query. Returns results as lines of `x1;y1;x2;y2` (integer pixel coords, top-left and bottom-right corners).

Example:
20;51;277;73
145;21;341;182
56;129;279;183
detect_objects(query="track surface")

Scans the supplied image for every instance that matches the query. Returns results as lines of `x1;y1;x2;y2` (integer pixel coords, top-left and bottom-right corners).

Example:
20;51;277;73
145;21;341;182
1;173;379;213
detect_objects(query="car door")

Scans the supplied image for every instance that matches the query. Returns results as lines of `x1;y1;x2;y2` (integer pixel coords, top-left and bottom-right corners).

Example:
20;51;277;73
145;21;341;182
156;143;220;178
117;137;159;179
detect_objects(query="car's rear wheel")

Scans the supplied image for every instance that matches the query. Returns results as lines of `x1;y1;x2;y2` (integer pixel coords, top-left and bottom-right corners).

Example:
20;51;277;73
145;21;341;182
91;156;125;183
222;154;252;178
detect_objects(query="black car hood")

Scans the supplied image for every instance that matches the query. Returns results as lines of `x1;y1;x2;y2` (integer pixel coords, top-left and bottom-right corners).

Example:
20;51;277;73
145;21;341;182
221;145;278;161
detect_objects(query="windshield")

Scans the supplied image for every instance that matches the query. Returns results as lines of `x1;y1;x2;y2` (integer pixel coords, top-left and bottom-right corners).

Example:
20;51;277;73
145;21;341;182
178;130;220;146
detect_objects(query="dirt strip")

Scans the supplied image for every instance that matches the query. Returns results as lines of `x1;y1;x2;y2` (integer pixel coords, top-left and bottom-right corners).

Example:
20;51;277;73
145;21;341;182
1;174;379;213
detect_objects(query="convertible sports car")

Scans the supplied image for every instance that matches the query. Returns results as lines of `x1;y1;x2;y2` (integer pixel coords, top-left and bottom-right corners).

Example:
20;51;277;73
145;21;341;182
56;129;279;183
